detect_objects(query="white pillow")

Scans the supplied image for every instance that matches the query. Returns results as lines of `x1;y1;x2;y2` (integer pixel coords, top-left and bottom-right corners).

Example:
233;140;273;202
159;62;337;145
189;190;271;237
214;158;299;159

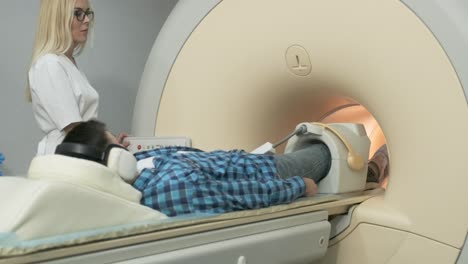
28;155;141;203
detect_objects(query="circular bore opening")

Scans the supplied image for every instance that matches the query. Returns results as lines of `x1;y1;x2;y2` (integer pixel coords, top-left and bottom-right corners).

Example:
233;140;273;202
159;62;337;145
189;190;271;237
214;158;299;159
272;92;390;189
317;97;390;188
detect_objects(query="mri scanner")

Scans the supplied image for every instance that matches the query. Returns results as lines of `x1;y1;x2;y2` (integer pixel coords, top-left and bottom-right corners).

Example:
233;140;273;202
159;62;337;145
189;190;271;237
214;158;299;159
0;0;467;263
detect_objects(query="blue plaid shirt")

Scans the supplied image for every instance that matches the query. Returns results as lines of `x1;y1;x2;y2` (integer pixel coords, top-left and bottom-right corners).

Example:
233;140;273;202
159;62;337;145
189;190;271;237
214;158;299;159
133;146;306;217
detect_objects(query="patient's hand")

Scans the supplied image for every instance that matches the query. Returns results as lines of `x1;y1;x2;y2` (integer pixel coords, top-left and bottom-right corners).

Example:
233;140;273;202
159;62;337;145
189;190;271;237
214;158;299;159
303;178;318;196
117;132;130;148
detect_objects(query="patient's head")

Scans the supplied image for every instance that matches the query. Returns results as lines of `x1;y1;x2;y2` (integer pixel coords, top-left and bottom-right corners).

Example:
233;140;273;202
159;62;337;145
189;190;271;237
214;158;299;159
62;119;121;152
59;119;122;163
60;120;138;183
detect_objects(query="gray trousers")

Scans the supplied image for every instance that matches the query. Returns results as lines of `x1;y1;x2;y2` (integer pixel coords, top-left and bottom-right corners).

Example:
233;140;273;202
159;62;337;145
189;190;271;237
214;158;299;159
275;141;331;183
276;142;389;184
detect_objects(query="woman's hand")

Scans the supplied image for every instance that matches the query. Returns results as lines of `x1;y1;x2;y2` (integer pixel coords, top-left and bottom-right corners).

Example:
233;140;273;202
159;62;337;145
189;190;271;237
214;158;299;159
116;132;130;148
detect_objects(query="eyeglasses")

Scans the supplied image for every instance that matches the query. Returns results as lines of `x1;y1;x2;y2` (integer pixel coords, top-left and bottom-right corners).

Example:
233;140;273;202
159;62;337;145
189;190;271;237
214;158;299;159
74;8;94;22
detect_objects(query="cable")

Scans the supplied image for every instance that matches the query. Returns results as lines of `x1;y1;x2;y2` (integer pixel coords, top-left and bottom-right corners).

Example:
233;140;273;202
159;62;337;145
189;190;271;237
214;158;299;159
272;125;307;148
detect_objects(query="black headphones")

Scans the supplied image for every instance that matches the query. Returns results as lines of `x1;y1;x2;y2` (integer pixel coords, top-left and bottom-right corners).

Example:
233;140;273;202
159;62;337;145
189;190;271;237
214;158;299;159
55;142;125;165
55;142;138;183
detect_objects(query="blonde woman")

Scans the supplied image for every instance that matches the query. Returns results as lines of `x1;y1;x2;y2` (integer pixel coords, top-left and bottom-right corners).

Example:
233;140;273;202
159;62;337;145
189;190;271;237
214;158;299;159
27;0;105;155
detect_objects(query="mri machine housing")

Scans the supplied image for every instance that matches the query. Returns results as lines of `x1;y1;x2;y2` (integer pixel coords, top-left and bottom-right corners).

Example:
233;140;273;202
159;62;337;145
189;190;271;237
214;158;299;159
130;0;468;263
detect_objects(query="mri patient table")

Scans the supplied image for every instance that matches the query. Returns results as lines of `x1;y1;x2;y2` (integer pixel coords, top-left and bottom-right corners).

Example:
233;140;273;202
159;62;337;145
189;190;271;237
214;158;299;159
0;174;382;264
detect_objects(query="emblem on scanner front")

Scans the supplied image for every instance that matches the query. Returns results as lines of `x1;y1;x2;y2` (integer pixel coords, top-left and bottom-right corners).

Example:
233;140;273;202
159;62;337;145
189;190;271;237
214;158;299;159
285;45;312;76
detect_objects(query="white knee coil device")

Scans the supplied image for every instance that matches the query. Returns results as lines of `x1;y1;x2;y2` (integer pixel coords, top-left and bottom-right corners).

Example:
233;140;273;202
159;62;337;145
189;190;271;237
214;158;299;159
285;122;370;194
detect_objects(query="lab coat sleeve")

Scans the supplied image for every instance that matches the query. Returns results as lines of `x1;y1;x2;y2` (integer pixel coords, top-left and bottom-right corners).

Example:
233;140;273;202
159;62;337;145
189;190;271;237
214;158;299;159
30;57;83;131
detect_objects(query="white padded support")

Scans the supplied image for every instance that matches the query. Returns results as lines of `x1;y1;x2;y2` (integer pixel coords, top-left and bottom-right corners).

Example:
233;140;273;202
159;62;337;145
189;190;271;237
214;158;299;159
0;177;166;242
0;155;167;242
29;155;141;202
106;148;138;183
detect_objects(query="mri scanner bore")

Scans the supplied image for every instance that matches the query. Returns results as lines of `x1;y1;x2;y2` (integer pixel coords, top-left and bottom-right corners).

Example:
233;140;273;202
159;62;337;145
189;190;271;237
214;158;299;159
56;119;388;217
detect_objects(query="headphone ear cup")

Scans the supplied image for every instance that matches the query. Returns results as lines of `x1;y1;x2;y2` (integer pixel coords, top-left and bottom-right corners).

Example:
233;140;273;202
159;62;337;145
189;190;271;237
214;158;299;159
106;147;138;183
55;143;104;163
347;153;365;171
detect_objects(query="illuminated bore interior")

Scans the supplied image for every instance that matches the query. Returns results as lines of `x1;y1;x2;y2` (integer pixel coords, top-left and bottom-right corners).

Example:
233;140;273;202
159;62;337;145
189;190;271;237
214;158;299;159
271;95;389;188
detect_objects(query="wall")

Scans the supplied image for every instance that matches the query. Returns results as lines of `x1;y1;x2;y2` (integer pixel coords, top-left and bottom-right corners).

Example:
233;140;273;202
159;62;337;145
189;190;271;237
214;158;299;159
0;0;178;175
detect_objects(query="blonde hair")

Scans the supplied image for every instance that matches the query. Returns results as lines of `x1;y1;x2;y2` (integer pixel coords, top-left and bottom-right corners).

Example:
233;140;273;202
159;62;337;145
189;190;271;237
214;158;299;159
26;0;93;101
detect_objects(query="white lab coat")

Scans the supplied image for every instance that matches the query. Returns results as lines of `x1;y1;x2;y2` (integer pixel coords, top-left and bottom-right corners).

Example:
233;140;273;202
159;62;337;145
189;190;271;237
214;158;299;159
29;54;99;155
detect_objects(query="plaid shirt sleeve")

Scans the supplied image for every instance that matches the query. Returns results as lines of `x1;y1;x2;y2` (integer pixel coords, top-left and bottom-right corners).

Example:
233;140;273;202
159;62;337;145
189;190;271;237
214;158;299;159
133;148;306;217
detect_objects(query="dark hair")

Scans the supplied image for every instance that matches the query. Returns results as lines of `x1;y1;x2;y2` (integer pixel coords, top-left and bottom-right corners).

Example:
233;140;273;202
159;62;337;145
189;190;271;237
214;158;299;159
62;120;109;153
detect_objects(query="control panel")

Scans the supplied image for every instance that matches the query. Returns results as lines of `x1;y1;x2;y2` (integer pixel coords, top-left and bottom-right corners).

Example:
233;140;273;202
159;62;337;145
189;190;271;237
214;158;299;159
125;137;192;153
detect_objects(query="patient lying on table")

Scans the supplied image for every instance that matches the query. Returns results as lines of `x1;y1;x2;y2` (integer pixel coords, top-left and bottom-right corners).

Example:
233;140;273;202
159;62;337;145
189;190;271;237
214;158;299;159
59;120;388;217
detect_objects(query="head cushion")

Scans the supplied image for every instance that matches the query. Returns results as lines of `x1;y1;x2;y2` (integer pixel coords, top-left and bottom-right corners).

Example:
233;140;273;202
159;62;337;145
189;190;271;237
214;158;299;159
28;155;141;203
